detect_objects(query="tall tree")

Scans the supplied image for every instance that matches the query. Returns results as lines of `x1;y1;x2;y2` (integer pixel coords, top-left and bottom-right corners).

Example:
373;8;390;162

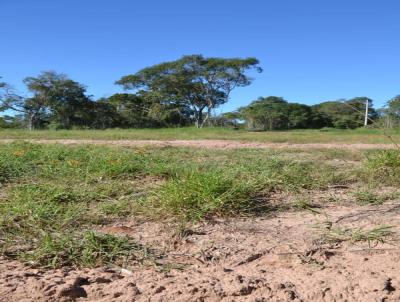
105;93;191;127
385;95;400;128
388;96;400;115
107;93;152;127
0;77;12;112
0;78;47;130
89;98;119;129
287;103;314;129
312;98;376;129
116;55;261;128
24;71;92;129
239;97;290;130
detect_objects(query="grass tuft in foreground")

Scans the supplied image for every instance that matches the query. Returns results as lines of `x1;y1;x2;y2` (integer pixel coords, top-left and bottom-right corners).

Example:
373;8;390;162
0;142;398;267
364;150;400;185
316;222;395;247
19;231;149;268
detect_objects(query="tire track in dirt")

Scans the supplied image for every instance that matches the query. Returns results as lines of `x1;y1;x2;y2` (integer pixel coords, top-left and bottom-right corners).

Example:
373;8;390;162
0;139;397;150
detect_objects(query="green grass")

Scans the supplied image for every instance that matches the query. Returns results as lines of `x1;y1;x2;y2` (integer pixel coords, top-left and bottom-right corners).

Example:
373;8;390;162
352;190;381;205
0;142;398;268
1;127;400;144
146;170;267;221
317;223;395;246
364;150;400;184
19;231;149;268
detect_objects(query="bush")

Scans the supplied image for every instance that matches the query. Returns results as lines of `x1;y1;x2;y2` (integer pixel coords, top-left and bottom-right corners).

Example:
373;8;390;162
365;150;400;184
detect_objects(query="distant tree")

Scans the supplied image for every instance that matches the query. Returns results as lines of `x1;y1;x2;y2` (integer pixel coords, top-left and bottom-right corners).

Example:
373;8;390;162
309;109;331;128
0;77;9;112
217;111;243;128
0;78;47;130
239;97;291;130
107;93;153;127
0;95;49;130
0;116;6;128
1;72;95;130
238;96;378;130
383;95;400;128
0;115;24;128
346;97;377;125
287;103;313;129
89;98;119;129
312;98;376;129
0;78;5;90
116;55;261;128
24;71;93;129
388;96;400;116
105;93;191;127
0;77;11;111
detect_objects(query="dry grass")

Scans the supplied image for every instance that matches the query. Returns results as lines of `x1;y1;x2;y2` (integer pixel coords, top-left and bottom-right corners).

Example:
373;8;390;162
0;142;399;268
1;127;400;144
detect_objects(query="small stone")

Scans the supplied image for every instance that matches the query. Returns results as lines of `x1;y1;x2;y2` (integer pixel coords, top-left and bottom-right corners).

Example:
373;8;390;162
154;286;166;294
383;278;395;293
120;268;134;276
93;277;112;284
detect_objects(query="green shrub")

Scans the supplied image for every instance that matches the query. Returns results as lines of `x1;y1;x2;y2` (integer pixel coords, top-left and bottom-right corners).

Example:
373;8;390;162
365;150;400;184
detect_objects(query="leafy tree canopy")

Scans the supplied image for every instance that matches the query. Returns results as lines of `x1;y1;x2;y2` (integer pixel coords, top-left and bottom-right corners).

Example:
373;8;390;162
312;97;376;129
23;71;92;129
239;96;318;130
116;55;261;127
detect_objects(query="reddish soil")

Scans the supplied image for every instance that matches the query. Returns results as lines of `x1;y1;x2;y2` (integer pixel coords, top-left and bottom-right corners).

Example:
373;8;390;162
1;203;400;301
0;139;397;150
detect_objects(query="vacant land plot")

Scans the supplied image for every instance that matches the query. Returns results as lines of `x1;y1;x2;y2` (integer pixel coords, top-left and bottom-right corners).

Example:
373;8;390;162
0;141;400;301
1;138;400;151
1;127;400;144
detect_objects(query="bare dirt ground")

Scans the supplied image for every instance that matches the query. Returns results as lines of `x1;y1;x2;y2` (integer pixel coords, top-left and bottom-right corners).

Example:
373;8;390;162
0;139;397;150
1;201;400;302
1;140;399;301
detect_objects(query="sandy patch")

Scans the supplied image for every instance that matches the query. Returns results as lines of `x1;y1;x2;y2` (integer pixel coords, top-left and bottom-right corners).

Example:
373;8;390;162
1;203;400;301
0;139;398;150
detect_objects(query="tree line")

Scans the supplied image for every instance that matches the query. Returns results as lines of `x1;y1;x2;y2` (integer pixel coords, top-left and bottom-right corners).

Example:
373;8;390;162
1;55;399;130
229;96;400;130
234;96;376;130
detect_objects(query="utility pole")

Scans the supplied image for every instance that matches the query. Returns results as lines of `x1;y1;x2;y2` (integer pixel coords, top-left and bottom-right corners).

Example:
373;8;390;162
364;98;369;126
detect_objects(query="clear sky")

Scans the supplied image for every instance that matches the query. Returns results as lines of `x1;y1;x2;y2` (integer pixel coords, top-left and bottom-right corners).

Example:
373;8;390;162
1;0;399;113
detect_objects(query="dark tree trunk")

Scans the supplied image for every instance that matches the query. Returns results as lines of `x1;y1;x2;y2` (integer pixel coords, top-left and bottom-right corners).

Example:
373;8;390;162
27;113;35;131
200;108;212;128
195;109;204;128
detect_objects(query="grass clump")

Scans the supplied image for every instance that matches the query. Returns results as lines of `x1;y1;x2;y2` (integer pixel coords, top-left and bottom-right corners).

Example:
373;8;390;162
364;150;400;184
317;223;395;247
352;190;382;205
0;143;164;267
0;182;152;268
20;231;148;268
0;145;40;183
146;170;266;222
0;142;387;268
291;197;320;213
0;186;86;233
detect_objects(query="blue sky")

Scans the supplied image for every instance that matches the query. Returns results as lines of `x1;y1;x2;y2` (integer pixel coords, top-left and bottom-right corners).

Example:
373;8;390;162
1;0;399;113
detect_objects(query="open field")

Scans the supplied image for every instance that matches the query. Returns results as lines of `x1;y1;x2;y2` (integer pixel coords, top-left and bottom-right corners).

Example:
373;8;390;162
1;138;399;151
0;141;400;301
1;127;400;144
